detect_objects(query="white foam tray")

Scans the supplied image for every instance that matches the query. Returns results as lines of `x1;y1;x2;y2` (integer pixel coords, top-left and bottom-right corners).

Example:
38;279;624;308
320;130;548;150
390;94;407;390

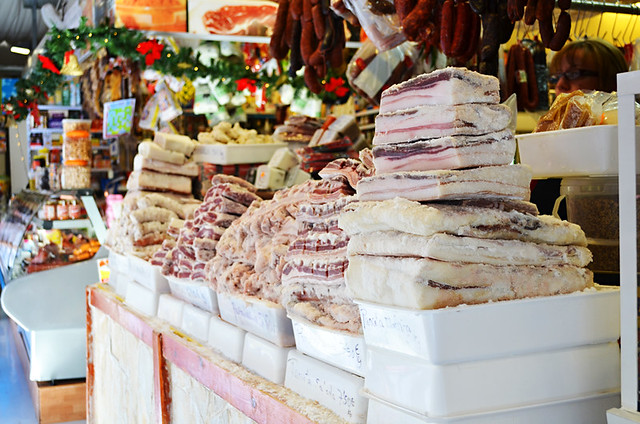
208;315;246;363
125;280;159;316
192;142;288;165
291;317;367;377
242;333;293;385
108;249;129;275
180;303;211;342
217;292;295;347
166;276;218;313
157;294;186;328
357;286;619;364
128;255;170;293
364;342;620;417
366;391;620;424
516;125;640;178
285;350;368;423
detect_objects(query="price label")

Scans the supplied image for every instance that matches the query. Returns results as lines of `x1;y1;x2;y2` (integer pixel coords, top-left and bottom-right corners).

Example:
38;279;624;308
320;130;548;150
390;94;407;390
103;98;136;139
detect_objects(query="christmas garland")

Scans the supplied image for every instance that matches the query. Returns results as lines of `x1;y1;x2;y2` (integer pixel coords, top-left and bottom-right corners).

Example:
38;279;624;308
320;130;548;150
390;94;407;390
1;17;351;122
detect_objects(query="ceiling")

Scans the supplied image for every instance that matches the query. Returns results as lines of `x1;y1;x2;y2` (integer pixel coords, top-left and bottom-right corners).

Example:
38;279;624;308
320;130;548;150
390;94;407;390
0;0;56;78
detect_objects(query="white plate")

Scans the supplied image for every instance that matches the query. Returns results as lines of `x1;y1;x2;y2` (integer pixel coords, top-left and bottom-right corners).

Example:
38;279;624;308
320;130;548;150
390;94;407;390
242;333;293;385
516;125;640;178
166;276;218;313
285;350;368;423
364;342;620;417
356;286;619;364
192;142;287;165
290;317;367;376
365;391;620;424
217;292;294;347
208;315;246;363
128;255;170;293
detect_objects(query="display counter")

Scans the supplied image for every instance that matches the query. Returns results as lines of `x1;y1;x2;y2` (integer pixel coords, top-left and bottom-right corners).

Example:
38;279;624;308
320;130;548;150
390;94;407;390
86;284;346;424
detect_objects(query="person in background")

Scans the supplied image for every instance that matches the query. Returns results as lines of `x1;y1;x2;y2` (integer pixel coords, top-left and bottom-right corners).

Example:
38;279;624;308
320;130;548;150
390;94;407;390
530;38;628;218
549;38;628;95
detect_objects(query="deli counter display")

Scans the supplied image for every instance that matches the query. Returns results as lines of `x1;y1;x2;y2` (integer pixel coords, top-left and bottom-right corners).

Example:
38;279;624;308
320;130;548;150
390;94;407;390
0;189;108;382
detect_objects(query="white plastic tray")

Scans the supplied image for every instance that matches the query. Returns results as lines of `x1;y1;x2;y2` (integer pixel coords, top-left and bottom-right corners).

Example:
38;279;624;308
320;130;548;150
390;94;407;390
192;142;288;165
356;286;619;364
285;350;368;424
364;342;620;417
217;292;295;347
125;280;159;317
166;276;218;313
365;391;620;424
157;294;186;328
516;125;640;178
291;317;367;377
180;303;211;342
108;249;129;275
128;255;170;293
208;315;246;363
242;333;294;385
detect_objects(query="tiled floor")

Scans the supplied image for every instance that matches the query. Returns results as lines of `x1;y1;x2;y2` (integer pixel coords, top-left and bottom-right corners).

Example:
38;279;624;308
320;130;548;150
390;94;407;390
0;309;85;424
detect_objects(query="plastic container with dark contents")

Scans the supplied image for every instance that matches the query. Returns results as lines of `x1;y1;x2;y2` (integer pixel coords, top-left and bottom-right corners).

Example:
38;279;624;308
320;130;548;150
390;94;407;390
560;176;639;275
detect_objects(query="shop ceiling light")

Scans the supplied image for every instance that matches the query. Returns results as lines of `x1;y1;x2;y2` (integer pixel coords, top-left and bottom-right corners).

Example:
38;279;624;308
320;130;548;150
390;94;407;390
10;46;31;56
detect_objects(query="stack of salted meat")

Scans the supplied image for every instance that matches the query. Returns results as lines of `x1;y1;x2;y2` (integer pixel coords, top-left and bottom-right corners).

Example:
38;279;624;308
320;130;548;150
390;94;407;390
104;133;200;259
339;67;593;309
280;157;374;334
152;174;261;281
207;175;355;305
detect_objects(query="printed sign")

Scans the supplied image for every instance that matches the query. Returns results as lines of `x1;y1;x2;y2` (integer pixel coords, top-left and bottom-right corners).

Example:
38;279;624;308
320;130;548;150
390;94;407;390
103;98;135;139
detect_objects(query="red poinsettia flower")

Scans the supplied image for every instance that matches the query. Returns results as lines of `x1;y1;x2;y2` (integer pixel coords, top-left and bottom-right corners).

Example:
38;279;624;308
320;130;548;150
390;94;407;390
324;77;344;93
38;55;60;74
334;86;350;97
136;40;164;66
236;78;257;93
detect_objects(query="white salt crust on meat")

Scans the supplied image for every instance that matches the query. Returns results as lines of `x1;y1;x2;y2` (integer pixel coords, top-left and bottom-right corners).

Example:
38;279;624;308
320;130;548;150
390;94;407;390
338;197;587;246
373;103;511;145
345;254;594;309
347;231;592;267
355;164;532;202
379;67;501;113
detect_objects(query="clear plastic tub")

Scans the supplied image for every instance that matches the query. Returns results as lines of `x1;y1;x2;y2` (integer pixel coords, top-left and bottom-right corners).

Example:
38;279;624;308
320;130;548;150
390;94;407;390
63;131;91;162
61;162;90;189
62;119;91;133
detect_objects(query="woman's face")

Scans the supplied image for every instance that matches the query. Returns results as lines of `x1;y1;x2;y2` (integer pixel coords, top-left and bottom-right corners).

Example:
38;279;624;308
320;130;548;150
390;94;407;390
553;50;600;94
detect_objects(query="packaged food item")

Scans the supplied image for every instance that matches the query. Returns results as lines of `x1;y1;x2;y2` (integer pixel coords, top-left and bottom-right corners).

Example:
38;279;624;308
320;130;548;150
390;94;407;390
43;199;57;220
62;119;92;133
68;198;84;219
63;130;91;162
62;160;91;189
347;40;419;106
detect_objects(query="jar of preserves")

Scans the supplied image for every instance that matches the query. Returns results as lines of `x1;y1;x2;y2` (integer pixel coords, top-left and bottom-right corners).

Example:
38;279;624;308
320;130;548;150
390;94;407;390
56;199;69;220
68;198;84;219
43;199;57;220
62;160;91;189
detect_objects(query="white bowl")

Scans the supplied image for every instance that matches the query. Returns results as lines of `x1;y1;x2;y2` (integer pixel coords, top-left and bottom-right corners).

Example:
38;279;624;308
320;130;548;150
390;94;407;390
285;350;368;423
166;276;218;313
217;292;294;347
208;315;246;363
242;333;293;384
128;255;170;293
365;391;620;424
291;317;367;376
364;342;620;417
357;286;619;364
516;125;640;178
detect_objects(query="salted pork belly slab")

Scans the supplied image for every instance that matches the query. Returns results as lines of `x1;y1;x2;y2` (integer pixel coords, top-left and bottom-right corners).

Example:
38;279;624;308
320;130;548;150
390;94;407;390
379;67;501;114
356;164;532;202
338;197;587;246
373;103;511;145
346;255;594;309
372;130;515;173
348;232;592;267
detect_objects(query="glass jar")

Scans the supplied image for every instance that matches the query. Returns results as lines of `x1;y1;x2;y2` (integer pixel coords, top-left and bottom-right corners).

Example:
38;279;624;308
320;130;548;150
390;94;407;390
43;199;57;220
63;130;91;162
56;199;69;220
68;198;84;219
62;160;91;189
